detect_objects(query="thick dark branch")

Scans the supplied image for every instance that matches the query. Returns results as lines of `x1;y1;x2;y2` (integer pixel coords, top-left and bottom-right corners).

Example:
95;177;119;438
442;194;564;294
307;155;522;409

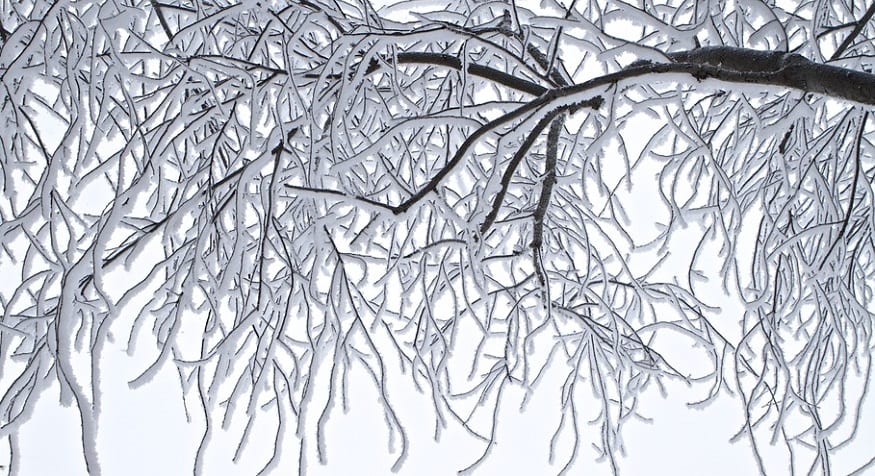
666;47;797;72
357;47;875;216
389;95;604;215
624;47;875;106
479;110;562;235
531;115;564;251
831;1;875;60
363;52;548;96
368;45;875;105
531;115;564;285
408;21;571;87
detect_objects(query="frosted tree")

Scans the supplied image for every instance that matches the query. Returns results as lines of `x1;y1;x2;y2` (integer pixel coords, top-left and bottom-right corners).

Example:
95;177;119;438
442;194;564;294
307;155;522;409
1;0;874;474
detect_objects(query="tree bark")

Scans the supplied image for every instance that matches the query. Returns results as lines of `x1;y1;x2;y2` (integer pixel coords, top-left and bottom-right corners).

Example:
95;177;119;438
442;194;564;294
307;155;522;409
629;46;875;106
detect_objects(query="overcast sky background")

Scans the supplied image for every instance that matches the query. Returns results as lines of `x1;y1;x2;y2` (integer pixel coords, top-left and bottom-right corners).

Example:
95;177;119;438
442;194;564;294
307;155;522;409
2;0;875;475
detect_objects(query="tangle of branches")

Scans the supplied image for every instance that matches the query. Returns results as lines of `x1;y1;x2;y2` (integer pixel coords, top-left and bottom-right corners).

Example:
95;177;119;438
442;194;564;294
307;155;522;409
1;0;875;474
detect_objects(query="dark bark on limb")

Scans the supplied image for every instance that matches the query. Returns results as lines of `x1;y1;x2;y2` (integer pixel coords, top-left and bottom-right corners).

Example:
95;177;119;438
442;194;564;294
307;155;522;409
613;47;875;106
381;46;875;112
666;47;803;73
479;111;562;235
365;52;548;96
531;115;565;286
327;46;875;217
373;44;875;106
411;21;572;87
388;95;604;215
831;1;875;60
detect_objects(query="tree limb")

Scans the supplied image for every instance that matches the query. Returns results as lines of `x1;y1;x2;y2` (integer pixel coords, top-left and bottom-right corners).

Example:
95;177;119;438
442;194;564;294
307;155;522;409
831;1;875;60
623;47;875;105
362;52;548;96
479;110;562;235
531;114;565;285
365;46;875;216
389;95;604;215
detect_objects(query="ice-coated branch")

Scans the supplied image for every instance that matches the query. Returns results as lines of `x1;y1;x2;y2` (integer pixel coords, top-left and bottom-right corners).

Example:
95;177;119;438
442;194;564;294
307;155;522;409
334;45;875;221
363;51;549;96
530;114;565;285
4;1;875;475
479;110;565;235
658;46;875;105
831;1;875;60
386;94;604;215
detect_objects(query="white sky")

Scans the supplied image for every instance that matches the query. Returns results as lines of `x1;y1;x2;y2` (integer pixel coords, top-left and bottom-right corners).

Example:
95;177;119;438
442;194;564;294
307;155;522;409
2;1;875;475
